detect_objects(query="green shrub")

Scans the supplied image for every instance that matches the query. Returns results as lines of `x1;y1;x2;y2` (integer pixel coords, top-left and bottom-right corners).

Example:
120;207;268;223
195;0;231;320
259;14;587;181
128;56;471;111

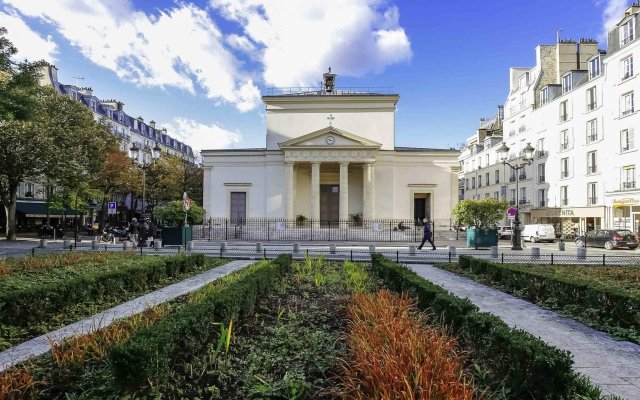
371;253;577;399
0;254;207;327
109;254;292;389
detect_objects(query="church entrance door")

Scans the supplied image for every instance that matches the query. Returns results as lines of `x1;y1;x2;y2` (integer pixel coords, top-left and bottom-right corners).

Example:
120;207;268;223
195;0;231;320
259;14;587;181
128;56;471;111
320;185;340;223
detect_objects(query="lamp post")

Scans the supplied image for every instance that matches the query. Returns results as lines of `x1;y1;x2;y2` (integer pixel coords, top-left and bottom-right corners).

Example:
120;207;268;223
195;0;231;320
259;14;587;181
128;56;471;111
130;142;161;219
497;142;534;250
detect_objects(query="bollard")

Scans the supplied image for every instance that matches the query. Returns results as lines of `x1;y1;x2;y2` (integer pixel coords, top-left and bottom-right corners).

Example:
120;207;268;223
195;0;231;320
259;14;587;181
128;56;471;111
490;246;498;258
123;241;131;251
63;239;71;249
186;241;193;251
292;243;300;253
91;240;100;250
531;247;540;260
256;242;263;253
369;245;376;253
448;246;457;256
330;244;336;254
409;245;416;256
558;241;565;251
39;239;48;248
154;239;162;250
220;241;227;251
577;247;587;260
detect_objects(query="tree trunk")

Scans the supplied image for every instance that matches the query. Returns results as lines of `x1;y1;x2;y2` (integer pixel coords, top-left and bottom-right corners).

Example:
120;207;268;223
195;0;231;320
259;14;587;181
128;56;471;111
5;180;19;241
45;184;52;225
99;196;108;231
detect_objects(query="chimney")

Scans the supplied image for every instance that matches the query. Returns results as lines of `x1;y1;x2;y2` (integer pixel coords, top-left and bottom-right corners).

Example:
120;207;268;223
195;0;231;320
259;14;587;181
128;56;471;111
149;120;156;128
323;67;336;94
136;116;144;123
498;105;504;120
78;87;93;97
161;127;167;134
625;2;640;17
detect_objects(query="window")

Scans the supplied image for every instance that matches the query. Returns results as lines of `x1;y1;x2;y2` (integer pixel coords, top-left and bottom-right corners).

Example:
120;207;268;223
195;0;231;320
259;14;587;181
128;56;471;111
495;170;500;184
560;130;570;151
540;87;549;104
478;175;482;187
562;73;572;93
622;56;634;80
485;173;490;186
538;189;546;207
623;165;636;189
471;177;476;189
559;100;569;122
510;189;516;203
560;157;569;178
494;191;499;199
536;138;546;158
586;87;597;111
620;129;635;151
485;154;489;166
620;18;635;47
519;73;529;88
589;57;601;79
538;163;546;183
465;179;469;190
586;119;598;143
560;186;568;206
519;187;527;204
587;151;597;174
622;92;635;116
587;182;597;205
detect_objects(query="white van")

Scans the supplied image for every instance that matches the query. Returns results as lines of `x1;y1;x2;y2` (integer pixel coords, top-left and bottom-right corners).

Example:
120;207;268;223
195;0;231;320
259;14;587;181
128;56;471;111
522;224;555;243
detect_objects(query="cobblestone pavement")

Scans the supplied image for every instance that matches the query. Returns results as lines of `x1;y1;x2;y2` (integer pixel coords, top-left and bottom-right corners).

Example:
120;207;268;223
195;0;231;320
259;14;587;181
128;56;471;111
409;264;640;400
0;259;254;372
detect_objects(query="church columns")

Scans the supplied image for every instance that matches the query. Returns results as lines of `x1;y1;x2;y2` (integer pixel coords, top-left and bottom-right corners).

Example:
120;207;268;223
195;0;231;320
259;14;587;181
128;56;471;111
363;162;375;219
284;162;294;219
311;162;321;220
339;162;349;220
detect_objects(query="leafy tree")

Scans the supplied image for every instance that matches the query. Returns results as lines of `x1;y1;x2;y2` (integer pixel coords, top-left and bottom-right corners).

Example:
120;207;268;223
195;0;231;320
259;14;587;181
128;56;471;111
146;155;203;207
452;198;509;229
153;200;204;227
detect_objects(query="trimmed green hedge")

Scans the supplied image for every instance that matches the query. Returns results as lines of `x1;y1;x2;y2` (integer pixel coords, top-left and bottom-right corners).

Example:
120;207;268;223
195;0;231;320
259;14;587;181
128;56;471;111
109;254;292;389
0;254;206;327
458;255;640;341
371;253;578;399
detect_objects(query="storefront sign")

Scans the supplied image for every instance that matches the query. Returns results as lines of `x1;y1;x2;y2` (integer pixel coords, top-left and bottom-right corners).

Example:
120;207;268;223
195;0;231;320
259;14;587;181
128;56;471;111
530;206;605;219
613;197;640;207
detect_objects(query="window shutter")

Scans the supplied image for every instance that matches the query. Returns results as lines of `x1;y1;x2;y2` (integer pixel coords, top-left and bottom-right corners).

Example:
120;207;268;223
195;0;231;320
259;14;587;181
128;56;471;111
630;128;635;149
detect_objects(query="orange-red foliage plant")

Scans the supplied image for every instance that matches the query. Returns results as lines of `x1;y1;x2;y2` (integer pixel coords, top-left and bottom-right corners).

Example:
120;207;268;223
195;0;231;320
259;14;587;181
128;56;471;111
0;369;35;400
338;289;480;400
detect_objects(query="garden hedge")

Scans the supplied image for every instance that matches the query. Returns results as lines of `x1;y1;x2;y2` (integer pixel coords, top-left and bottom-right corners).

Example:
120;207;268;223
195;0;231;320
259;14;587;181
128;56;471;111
109;253;293;389
0;253;206;327
458;255;640;338
371;253;578;399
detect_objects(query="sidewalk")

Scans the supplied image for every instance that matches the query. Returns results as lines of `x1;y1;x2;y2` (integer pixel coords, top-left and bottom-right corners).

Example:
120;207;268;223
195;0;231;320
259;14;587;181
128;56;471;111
409;264;640;400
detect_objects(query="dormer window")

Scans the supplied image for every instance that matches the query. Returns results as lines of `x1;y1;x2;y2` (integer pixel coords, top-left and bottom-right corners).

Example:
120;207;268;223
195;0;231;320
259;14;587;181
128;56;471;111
589;56;601;79
540;87;549;105
620;18;635;47
519;72;529;88
562;73;572;93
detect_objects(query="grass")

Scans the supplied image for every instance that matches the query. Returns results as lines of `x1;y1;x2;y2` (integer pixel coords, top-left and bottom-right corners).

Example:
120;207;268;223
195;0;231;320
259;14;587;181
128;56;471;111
0;252;123;278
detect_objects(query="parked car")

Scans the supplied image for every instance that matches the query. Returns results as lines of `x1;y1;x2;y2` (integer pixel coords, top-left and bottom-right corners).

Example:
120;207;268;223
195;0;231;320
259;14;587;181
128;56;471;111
37;224;64;238
575;229;638;250
521;224;555;243
497;225;512;239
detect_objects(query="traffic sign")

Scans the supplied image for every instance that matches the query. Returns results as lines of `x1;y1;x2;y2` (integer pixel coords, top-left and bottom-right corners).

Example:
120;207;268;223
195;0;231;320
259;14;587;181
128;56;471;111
107;201;117;215
507;207;517;216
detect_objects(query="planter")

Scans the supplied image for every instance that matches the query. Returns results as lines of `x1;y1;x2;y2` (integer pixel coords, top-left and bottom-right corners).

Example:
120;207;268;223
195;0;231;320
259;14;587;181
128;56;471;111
160;226;193;246
466;227;499;248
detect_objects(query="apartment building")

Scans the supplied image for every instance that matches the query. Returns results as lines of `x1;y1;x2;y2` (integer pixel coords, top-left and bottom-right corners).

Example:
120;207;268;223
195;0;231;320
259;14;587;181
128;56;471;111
459;3;640;237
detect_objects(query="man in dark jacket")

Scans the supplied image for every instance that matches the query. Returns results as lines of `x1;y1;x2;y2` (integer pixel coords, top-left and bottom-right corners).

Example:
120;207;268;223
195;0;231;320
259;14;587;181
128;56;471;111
417;218;436;250
129;218;139;247
147;220;156;247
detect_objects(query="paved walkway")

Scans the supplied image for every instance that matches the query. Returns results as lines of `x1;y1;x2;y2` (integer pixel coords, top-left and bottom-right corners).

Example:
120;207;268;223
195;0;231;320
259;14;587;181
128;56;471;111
409;264;640;400
0;259;254;372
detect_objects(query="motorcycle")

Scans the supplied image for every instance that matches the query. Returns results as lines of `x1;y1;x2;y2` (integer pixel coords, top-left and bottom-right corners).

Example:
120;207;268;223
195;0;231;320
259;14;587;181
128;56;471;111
100;225;131;242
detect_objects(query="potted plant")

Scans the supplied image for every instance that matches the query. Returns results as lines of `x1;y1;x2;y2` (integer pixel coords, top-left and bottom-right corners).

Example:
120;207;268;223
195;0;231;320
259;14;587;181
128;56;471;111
154;200;205;245
349;212;363;227
295;214;307;227
452;198;508;249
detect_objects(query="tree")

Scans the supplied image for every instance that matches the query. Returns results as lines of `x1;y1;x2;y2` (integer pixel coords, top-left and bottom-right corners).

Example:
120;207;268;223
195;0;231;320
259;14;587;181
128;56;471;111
146;155;203;208
153;200;204;227
452;198;508;249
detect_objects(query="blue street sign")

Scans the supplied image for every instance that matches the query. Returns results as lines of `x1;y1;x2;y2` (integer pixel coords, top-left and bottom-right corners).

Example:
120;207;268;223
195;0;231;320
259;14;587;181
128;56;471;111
108;201;117;215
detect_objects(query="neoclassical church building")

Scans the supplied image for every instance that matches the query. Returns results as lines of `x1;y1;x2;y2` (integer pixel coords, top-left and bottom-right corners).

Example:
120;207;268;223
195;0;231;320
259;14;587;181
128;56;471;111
202;71;460;223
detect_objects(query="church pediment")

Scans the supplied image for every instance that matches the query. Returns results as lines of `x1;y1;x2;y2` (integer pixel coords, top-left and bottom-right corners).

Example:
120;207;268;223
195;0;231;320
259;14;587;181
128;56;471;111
279;126;382;149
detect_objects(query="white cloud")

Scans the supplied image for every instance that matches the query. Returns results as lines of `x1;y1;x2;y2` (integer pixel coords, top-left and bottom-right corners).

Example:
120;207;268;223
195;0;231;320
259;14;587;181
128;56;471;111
3;0;261;111
162;117;242;154
598;0;629;43
0;9;58;62
211;0;412;87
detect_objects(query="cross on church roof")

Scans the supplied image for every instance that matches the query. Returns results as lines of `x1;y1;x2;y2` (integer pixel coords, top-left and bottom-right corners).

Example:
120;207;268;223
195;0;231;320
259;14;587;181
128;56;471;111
327;114;335;126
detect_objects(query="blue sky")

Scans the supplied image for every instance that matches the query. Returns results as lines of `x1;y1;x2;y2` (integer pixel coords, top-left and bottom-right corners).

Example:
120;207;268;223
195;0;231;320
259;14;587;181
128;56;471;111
0;0;629;153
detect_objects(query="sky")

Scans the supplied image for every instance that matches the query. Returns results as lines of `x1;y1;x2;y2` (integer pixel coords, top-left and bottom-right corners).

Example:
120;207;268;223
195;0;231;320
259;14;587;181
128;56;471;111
0;0;632;154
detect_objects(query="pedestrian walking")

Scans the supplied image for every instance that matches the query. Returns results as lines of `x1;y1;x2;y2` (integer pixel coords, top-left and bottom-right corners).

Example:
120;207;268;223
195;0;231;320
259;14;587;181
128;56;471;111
129;218;139;247
147;219;156;247
417;218;436;250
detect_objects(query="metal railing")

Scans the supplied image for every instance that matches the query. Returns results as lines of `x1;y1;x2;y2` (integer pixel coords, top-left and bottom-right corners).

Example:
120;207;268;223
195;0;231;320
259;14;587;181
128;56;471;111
536;150;548;158
264;86;394;96
190;218;459;242
623;181;636;189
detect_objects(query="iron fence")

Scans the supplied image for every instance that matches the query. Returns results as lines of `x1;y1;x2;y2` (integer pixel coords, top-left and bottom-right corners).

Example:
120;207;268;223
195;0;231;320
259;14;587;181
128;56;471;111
190;218;459;243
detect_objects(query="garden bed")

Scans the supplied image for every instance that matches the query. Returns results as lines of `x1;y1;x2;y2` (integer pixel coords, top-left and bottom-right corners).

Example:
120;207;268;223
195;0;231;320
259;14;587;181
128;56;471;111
438;255;640;343
0;252;226;349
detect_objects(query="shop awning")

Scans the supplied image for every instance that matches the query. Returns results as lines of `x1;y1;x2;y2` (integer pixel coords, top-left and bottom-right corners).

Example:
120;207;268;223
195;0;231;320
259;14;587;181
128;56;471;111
16;201;83;217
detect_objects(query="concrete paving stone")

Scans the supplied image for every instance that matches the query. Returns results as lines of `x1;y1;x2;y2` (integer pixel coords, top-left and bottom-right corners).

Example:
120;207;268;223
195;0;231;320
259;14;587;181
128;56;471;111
408;264;640;400
0;259;254;372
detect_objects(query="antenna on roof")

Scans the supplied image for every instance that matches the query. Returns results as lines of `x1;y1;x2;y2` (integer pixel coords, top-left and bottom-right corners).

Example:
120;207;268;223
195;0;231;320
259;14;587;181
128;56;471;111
72;76;85;87
556;28;563;43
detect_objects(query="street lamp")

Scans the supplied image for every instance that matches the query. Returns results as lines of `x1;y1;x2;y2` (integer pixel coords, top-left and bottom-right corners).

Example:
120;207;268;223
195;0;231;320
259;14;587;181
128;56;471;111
497;142;534;250
131;142;162;219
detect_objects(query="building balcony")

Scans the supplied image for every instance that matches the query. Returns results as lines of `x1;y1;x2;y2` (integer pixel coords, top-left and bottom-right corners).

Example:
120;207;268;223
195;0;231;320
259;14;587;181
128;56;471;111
559;114;569;122
536;150;548;159
622;108;635;117
539;200;546;207
538;176;546;183
560;143;569;151
519;199;528;205
588;197;598;205
509;176;516;183
518;173;527;180
587;103;597;111
623;181;636;190
587;166;597;174
561;171;569;178
586;134;597;143
561;199;568;206
509;200;516;206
